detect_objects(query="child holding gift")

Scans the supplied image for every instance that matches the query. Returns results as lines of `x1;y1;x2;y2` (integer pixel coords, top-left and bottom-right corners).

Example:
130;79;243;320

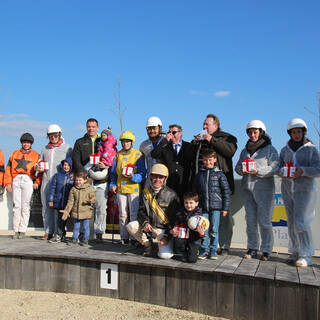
109;130;146;245
97;127;117;167
47;157;74;243
170;192;205;263
280;118;320;267
60;171;96;246
4;133;42;239
194;149;230;260
235;120;279;261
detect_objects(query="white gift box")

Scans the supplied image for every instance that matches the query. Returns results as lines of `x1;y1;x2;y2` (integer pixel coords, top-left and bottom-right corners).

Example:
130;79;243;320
283;166;296;178
175;225;189;239
242;159;256;172
39;160;49;171
122;165;134;176
90;154;100;165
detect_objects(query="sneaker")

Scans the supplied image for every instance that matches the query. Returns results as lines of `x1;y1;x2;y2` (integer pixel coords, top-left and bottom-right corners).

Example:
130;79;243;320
209;252;218;260
260;252;270;261
244;249;258;259
80;240;89;247
48;235;61;244
12;232;19;240
67;239;79;246
220;249;229;256
198;251;209;260
18;232;25;239
95;233;103;243
285;253;298;265
296;257;312;267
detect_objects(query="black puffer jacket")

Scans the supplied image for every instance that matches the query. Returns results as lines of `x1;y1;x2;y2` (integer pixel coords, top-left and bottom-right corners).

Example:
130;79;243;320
138;185;180;231
72;133;101;174
194;166;230;212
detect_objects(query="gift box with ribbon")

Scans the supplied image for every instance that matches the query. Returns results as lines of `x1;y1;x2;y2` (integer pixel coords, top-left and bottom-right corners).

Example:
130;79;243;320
122;164;134;176
242;158;256;172
39;160;49;171
89;154;100;165
174;224;190;239
283;161;296;178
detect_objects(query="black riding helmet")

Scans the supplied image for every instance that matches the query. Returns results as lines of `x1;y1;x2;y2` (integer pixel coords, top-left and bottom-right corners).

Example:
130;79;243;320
20;133;34;144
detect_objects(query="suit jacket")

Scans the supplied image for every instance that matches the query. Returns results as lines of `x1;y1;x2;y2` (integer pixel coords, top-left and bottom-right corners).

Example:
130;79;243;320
151;139;194;198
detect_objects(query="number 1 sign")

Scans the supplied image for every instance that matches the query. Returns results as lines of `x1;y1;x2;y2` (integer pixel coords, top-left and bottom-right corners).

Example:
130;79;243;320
100;263;118;290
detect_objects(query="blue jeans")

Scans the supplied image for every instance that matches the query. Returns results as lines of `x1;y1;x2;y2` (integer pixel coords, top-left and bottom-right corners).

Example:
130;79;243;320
73;219;90;240
200;210;220;253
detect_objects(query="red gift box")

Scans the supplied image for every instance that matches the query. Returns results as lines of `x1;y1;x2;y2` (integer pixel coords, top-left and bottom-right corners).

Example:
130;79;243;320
39;160;49;170
89;154;100;165
122;164;134;176
174;224;190;239
283;162;296;178
242;158;256;172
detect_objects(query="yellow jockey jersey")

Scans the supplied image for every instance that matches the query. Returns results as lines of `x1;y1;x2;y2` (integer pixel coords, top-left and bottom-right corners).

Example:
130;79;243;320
116;148;142;194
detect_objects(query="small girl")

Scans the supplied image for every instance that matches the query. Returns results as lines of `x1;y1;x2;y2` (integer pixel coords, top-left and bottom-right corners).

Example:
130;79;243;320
48;158;74;243
98;127;117;167
280;118;320;267
60;171;96;246
4;133;41;239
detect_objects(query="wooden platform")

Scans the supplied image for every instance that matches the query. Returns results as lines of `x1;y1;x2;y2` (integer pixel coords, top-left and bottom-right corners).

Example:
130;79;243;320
0;236;319;320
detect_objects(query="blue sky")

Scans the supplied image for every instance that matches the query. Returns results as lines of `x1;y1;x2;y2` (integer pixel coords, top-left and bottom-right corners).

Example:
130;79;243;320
1;1;320;165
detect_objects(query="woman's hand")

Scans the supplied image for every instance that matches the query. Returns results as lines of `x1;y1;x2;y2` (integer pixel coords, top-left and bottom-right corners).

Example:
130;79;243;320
293;167;303;179
33;183;39;190
6;185;12;193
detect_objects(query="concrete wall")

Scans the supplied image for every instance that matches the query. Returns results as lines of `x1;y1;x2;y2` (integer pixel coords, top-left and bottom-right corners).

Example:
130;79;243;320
1;178;320;249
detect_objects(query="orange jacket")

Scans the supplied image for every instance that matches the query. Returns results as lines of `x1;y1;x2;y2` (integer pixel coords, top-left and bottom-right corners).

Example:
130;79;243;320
0;149;4;186
4;149;41;186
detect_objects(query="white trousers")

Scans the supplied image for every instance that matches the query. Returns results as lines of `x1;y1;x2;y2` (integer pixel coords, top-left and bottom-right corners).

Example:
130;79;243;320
117;193;139;240
12;174;33;233
126;220;174;259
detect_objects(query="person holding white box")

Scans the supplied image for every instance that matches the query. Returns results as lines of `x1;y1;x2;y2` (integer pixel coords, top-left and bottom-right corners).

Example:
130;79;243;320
280;118;320;267
235;120;279;261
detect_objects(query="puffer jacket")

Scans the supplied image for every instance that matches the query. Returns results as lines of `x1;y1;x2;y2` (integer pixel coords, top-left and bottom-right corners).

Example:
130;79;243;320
48;158;74;210
172;206;203;244
194;166;230;212
64;183;96;220
138;185;180;231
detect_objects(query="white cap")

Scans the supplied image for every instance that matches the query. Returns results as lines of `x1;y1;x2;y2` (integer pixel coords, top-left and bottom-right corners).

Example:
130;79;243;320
146;116;162;128
287;118;307;131
47;124;62;134
246;120;266;132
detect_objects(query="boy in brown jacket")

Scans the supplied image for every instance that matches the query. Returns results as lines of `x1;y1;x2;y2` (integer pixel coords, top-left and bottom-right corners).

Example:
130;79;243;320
60;171;96;246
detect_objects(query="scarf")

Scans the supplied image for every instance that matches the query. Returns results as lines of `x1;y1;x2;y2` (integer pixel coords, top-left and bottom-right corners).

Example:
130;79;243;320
48;138;64;149
288;137;308;152
246;135;271;156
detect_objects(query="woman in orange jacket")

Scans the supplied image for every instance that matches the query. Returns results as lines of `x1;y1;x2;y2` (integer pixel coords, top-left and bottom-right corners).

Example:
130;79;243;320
0;149;5;196
4;133;41;239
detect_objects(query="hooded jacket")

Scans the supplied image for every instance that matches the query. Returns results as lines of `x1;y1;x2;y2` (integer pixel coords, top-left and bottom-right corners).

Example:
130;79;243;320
64;183;96;220
48;158;74;210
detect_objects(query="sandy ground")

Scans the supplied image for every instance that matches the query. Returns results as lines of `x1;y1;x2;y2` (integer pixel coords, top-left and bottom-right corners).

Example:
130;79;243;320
0;289;226;320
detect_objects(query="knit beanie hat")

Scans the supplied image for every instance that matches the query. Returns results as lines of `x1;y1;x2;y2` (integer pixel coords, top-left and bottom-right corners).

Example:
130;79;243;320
101;126;112;137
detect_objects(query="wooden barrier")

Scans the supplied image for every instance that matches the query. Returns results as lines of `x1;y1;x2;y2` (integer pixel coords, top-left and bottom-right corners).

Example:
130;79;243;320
0;236;319;319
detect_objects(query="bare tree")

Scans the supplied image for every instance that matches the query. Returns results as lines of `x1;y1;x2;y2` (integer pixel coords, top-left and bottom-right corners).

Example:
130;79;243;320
110;75;126;133
304;91;320;150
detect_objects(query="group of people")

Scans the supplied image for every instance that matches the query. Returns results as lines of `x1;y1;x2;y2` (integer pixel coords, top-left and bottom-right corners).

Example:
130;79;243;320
0;114;319;268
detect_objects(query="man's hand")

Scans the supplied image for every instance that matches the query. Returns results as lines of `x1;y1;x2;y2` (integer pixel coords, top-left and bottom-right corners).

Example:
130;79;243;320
293;167;303;179
48;202;54;207
221;210;228;217
170;227;178;236
33;183;39;190
159;237;168;246
143;223;153;233
110;186;117;194
203;133;212;142
6;185;12;193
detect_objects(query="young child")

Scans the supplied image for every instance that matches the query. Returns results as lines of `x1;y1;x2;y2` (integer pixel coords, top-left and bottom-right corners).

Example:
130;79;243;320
47;158;74;243
280;118;320;267
194;149;230;259
4;133;41;239
170;192;205;263
98;127;117;167
60;171;96;246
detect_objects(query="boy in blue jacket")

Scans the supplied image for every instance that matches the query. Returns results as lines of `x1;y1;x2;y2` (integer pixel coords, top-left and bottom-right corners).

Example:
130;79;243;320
48;157;74;243
194;150;230;259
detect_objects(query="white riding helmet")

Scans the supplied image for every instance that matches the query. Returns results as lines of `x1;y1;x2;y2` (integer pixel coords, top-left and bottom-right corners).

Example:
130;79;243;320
287;118;307;131
146;116;162;128
246;120;266;133
47;124;62;134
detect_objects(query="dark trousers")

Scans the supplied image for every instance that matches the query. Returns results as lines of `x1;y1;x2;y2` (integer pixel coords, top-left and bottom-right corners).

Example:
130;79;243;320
55;210;67;237
174;238;200;263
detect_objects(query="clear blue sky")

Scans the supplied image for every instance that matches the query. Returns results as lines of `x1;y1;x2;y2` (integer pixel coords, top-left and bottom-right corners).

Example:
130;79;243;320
1;0;320;165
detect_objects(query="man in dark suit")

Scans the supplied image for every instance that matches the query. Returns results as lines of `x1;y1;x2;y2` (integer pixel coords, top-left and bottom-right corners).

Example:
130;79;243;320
151;124;194;200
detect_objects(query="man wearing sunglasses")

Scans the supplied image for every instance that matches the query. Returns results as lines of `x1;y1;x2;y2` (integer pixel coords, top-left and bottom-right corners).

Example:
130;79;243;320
151;124;193;200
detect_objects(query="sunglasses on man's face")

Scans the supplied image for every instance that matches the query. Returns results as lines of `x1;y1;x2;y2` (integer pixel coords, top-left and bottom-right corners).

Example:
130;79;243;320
168;131;180;135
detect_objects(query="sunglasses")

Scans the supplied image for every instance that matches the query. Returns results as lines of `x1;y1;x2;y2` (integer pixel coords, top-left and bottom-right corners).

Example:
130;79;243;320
49;133;60;138
168;131;180;135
